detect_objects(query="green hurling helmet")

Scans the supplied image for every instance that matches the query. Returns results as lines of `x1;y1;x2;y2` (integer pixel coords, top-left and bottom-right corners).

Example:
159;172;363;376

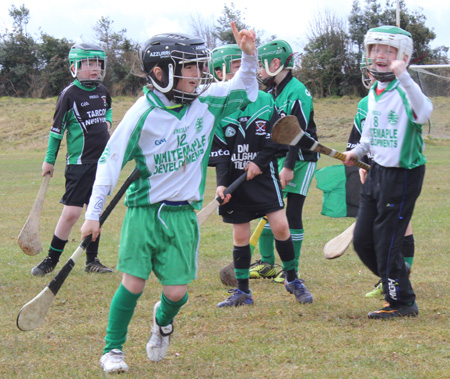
364;25;413;82
258;39;295;77
68;43;107;87
210;44;242;82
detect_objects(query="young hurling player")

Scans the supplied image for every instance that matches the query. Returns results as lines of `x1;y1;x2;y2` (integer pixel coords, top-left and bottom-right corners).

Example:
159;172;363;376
343;26;432;319
250;40;318;304
209;44;310;307
31;43;113;276
347;55;416;299
80;25;259;373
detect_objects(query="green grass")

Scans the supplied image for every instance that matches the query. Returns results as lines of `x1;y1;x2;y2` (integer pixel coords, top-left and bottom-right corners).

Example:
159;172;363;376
0;97;449;378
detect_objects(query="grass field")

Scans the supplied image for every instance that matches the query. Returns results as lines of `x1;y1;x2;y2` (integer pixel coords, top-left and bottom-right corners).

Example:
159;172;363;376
0;97;449;378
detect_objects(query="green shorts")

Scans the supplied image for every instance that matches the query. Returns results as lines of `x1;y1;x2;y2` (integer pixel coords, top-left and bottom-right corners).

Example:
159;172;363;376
117;203;199;285
278;159;317;197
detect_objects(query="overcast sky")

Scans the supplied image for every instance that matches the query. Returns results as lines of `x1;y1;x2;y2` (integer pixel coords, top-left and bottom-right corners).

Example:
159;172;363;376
1;0;449;53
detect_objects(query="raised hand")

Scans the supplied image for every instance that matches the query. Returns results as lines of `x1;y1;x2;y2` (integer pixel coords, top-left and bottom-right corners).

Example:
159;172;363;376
231;21;256;56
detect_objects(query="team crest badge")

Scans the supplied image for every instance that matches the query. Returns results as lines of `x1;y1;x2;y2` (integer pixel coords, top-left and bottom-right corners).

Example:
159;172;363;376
195;118;204;133
255;121;266;136
388;110;399;126
225;126;236;137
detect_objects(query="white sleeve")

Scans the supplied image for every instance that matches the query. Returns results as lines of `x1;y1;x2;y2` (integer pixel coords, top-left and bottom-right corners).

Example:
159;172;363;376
397;71;433;124
85;185;110;221
352;126;371;159
238;52;259;102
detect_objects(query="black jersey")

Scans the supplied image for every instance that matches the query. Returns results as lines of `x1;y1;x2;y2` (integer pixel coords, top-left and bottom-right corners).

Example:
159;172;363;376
48;79;112;165
209;91;285;213
266;72;319;168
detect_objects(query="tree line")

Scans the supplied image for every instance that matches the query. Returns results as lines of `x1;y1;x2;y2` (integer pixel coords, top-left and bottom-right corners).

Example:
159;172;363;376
0;1;448;99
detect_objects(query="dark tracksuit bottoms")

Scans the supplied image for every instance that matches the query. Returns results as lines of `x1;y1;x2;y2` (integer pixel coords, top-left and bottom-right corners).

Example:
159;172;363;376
353;162;425;305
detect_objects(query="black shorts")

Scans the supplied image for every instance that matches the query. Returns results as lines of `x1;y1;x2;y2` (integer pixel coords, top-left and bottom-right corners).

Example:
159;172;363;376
220;206;282;224
61;163;98;207
218;171;285;224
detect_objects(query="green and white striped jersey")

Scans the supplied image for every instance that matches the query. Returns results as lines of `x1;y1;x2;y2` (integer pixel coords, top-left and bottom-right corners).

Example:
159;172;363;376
354;76;432;169
86;54;258;219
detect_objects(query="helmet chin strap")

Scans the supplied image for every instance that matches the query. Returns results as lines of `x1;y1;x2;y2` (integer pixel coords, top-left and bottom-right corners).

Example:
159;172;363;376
150;64;174;93
220;63;227;82
263;59;284;77
368;68;396;82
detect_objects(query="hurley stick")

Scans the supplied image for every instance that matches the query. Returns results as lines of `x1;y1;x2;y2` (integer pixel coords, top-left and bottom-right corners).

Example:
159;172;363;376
272;116;371;171
17;173;51;256
197;172;247;226
17;168;140;331
323;221;356;259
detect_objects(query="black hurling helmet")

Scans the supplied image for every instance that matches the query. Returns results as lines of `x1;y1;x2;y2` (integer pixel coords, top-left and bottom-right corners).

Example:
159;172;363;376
139;33;213;104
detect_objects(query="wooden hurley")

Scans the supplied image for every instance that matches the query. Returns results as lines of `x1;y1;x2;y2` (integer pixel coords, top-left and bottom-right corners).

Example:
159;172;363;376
272;116;371;171
323;222;355;259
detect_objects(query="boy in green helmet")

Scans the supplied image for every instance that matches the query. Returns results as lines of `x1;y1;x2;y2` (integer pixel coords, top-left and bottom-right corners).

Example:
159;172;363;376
31;43;113;276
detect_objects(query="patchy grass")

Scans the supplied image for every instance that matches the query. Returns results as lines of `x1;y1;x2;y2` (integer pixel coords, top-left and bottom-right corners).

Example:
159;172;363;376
0;97;449;378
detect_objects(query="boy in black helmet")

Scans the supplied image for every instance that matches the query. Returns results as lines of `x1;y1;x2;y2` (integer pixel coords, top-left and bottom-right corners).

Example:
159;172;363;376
31;43;113;276
81;23;259;373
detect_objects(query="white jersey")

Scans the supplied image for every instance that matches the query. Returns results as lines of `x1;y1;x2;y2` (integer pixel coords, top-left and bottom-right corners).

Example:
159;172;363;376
86;53;258;220
353;71;432;169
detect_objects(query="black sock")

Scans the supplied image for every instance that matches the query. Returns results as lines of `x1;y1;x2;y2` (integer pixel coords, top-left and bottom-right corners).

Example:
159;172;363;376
285;269;297;282
86;234;101;264
233;245;251;294
48;235;67;263
237;279;250;294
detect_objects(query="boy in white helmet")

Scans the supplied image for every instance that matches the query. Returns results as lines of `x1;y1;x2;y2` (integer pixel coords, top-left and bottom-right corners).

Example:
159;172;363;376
347;54;416;300
343;26;432;319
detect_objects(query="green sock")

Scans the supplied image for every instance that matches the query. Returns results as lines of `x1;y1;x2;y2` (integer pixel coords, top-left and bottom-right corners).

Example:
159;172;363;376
156;292;188;326
404;257;414;269
103;284;142;354
259;225;275;265
402;234;414;269
290;228;304;271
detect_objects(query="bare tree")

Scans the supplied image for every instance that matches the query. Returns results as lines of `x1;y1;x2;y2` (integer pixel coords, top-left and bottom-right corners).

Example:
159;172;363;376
189;13;217;50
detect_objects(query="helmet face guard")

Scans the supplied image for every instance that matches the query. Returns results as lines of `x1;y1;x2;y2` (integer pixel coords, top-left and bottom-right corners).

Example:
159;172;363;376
68;43;106;87
139;33;213;104
364;26;413;82
360;54;373;89
210;44;242;82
